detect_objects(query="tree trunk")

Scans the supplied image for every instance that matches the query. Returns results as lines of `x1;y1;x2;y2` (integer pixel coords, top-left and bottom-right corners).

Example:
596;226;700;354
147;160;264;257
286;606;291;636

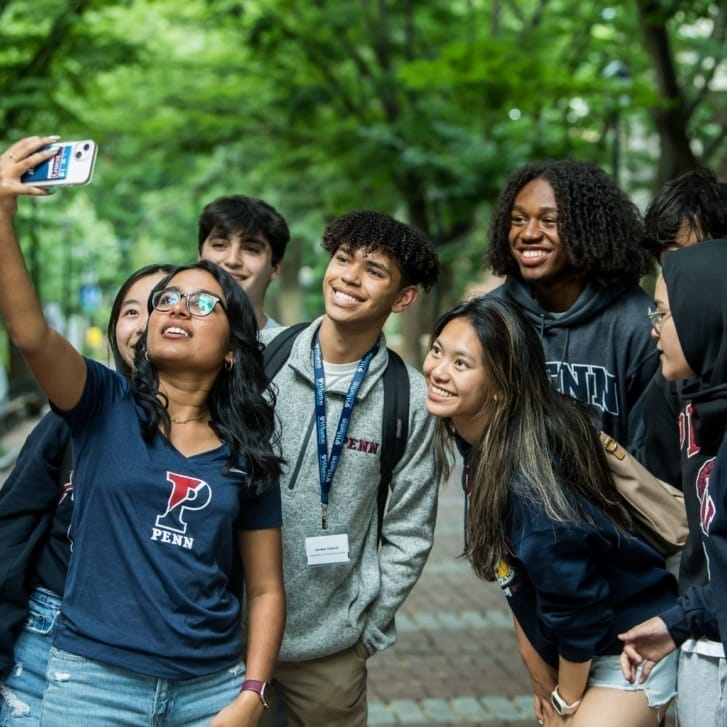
635;0;699;187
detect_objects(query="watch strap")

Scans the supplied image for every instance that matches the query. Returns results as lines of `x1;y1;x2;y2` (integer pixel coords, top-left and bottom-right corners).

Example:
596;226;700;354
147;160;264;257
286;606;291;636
550;685;581;716
241;679;270;709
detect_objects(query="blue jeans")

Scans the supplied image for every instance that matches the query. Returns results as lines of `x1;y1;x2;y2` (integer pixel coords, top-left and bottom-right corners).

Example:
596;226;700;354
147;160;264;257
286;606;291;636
41;647;245;726
0;587;61;726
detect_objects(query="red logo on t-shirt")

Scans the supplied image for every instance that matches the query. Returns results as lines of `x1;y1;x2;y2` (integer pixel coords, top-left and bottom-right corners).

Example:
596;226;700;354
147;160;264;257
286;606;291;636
151;472;212;550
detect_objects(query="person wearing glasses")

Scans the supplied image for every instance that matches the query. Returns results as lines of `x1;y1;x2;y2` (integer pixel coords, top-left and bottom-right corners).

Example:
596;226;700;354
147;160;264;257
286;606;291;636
0;263;175;726
0;135;285;727
637;170;727;727
620;239;727;727
484;159;657;453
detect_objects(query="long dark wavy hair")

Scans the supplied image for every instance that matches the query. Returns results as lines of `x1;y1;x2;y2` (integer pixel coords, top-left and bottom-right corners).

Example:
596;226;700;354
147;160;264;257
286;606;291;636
133;260;283;493
486;160;652;286
107;264;177;378
429;297;633;581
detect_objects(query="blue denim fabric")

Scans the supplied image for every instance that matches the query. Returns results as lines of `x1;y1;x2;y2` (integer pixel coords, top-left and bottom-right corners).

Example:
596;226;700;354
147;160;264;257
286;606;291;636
588;651;678;708
41;647;245;726
0;587;61;726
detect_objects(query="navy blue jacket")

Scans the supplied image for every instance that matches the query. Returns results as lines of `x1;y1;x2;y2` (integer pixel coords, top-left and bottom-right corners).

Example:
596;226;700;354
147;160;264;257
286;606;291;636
0;412;72;678
500;484;677;667
457;438;677;668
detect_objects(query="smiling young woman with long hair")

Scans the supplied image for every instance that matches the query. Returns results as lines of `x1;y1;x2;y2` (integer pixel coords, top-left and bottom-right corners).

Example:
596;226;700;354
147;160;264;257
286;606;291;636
423;296;677;727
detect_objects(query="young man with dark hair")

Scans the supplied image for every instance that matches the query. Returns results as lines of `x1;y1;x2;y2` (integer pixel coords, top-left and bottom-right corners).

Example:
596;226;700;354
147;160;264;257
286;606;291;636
643;167;727;263
198;194;290;330
257;209;440;727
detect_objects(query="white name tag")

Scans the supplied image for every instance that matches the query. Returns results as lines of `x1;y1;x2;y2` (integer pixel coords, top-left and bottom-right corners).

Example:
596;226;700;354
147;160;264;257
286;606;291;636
305;533;350;566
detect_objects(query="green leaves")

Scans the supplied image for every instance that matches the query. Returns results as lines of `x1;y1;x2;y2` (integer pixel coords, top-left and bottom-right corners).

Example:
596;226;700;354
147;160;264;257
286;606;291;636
0;0;723;367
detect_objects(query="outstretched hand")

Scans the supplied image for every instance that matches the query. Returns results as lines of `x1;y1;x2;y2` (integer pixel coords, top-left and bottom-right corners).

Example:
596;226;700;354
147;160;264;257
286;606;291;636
0;136;62;210
618;616;676;682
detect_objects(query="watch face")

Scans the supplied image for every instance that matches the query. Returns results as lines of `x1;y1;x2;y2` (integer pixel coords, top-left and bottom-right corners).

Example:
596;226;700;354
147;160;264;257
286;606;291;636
550;690;566;715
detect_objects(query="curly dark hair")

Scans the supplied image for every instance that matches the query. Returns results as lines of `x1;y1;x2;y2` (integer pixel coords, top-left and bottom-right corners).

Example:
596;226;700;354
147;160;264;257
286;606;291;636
644;168;727;259
486;160;652;286
133;260;283;494
321;210;439;292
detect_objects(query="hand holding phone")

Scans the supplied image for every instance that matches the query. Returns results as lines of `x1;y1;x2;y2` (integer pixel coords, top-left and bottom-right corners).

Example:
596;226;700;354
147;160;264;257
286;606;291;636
21;140;97;187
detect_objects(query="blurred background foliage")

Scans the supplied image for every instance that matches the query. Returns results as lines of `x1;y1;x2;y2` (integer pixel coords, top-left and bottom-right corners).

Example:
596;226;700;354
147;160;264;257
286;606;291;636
0;0;725;386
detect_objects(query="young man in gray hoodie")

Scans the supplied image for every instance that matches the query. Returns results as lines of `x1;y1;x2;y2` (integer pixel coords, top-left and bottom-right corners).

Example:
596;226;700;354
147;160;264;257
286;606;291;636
257;209;440;727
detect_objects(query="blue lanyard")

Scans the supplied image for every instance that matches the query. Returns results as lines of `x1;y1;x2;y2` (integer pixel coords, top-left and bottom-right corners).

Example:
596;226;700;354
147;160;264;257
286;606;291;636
312;332;378;529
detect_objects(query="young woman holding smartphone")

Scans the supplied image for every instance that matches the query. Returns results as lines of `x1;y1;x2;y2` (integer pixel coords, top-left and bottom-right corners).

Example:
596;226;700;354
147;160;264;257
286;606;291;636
0;135;285;727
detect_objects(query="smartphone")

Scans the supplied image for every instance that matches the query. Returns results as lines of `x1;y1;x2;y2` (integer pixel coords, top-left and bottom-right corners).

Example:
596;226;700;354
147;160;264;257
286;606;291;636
21;140;98;187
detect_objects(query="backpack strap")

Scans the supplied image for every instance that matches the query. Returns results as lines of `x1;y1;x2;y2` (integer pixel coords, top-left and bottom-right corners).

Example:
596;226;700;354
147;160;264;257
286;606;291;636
263;325;410;543
262;322;310;379
377;349;409;541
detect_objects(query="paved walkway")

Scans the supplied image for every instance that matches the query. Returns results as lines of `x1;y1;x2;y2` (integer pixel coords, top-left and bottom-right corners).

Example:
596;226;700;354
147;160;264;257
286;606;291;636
367;483;535;726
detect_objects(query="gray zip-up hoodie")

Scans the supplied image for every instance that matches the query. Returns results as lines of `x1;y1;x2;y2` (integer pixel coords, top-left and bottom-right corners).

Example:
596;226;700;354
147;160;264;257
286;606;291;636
487;279;658;452
261;318;438;661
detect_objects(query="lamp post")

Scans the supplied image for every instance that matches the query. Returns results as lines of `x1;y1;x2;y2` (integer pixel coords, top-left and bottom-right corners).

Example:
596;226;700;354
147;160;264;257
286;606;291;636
602;60;631;184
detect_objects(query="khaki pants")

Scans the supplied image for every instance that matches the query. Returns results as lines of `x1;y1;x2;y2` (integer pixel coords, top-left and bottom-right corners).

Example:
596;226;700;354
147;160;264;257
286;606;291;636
260;641;369;727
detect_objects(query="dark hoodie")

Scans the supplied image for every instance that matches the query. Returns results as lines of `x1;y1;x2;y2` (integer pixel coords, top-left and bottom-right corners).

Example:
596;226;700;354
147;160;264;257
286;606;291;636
641;371;711;593
488;279;658;452
0;412;72;678
657;240;727;653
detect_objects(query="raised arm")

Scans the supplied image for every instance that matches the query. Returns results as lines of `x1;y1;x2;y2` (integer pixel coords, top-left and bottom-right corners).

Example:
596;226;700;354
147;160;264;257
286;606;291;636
0;136;86;411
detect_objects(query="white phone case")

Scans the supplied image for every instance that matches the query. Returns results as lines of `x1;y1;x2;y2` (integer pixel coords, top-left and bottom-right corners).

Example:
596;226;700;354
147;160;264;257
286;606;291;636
22;140;98;186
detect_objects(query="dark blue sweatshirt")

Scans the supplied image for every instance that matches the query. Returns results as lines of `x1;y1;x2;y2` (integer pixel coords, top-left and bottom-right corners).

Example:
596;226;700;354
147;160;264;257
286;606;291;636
661;432;727;649
500;485;677;667
487;279;658;452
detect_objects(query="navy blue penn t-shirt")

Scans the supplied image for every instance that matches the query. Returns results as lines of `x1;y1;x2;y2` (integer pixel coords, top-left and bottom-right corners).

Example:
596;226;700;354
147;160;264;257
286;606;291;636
53;359;282;679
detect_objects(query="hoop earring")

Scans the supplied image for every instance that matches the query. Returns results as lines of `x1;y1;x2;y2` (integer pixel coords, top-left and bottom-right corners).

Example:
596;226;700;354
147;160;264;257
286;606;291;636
144;351;150;362
225;359;233;372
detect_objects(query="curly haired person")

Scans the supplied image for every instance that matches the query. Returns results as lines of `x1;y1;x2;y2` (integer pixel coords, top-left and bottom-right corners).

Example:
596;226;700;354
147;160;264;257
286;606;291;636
257;210;440;727
485;159;657;452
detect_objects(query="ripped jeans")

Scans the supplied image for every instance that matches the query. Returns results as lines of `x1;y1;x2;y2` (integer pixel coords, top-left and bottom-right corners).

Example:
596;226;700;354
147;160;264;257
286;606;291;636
0;587;61;726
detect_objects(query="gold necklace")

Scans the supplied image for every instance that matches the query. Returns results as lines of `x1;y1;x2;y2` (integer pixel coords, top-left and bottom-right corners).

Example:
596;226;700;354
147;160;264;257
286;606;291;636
169;412;208;424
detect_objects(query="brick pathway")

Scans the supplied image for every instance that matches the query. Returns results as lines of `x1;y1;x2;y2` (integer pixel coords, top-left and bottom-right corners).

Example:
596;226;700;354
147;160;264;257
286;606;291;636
367;484;535;726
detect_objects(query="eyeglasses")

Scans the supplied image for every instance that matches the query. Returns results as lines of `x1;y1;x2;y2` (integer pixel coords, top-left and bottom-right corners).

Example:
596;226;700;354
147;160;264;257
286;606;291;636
647;306;670;333
151;288;226;318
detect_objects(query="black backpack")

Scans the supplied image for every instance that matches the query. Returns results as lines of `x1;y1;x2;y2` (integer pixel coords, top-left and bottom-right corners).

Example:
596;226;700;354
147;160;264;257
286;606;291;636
263;322;410;538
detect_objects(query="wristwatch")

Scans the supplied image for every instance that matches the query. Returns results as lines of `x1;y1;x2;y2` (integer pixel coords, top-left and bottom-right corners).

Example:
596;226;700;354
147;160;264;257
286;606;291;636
550;685;582;716
240;679;270;709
